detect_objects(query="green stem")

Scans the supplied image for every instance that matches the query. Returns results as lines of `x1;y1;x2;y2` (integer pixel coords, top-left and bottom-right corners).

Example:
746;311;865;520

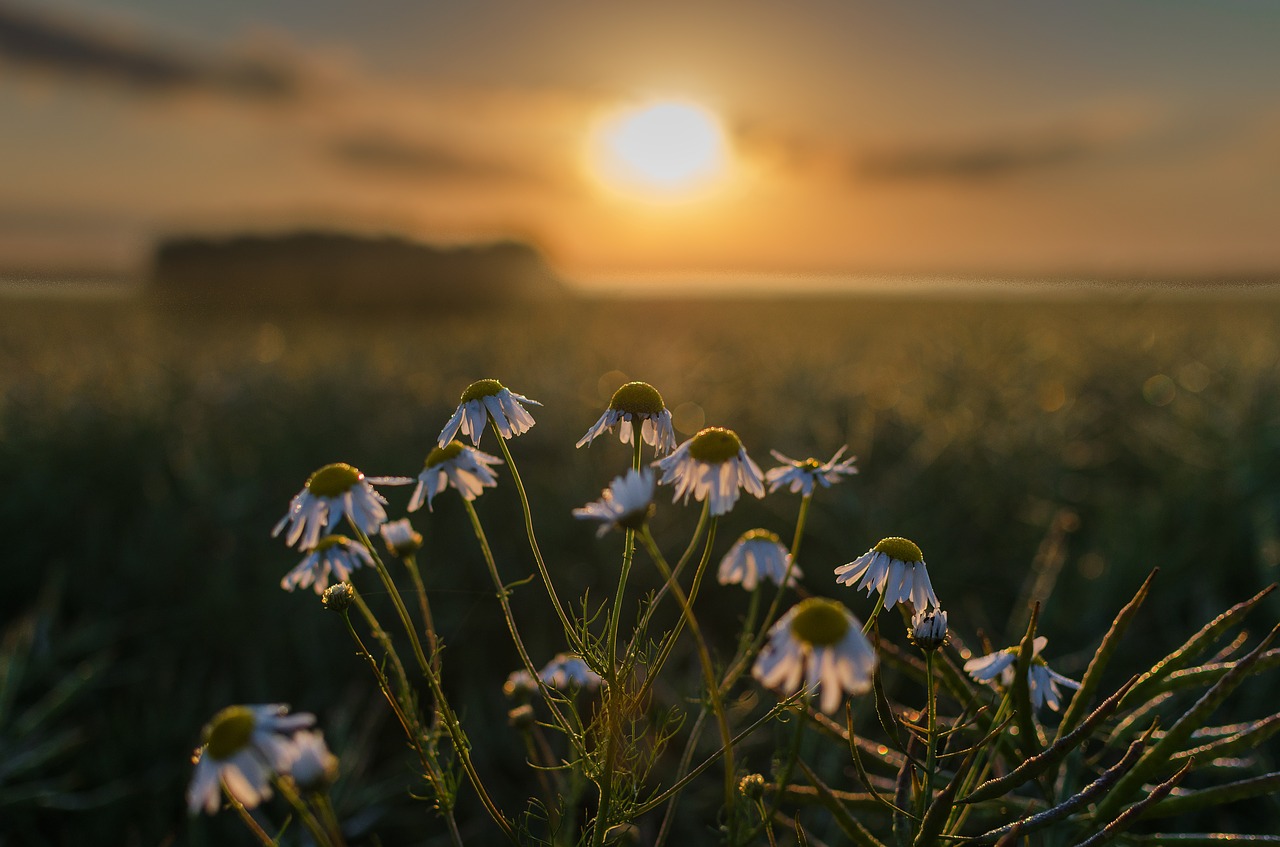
273;775;335;847
862;592;886;635
767;697;809;823
921;651;939;824
402;553;441;677
312;792;349;847
625;501;711;662
221;780;276;847
606;434;646;679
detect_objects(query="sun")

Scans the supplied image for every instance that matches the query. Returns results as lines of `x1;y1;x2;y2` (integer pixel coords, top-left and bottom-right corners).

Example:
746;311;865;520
589;99;729;201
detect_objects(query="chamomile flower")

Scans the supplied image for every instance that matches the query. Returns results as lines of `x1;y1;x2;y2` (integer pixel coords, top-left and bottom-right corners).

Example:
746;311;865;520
503;669;538;700
438;378;540;447
187;704;315;815
765;447;858;496
290;730;339;791
963;636;1081;712
654;426;765;517
573;468;655;537
753;597;878;714
908;607;949;652
576;381;677;456
409;440;503;511
273;463;410;550
539;653;602;693
718;529;801;590
834;536;939;612
280;535;373;594
380;518;423;557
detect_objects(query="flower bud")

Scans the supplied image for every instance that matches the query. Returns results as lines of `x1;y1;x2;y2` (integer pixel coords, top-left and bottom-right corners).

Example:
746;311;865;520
321;582;355;612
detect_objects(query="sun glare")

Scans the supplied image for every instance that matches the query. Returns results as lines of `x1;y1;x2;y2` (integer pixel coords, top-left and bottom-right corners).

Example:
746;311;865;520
590;99;729;201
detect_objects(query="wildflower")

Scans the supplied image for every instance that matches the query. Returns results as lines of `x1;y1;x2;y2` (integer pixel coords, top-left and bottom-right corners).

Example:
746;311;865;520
380;517;423;556
273;463;409;550
964;636;1081;711
765;446;858;496
572;468;655;537
834;536;939;612
280;535;373;594
739;773;767;800
503;669;538;700
409;440;503;512
290;730;339;792
908;607;949;652
187;704;314;815
718;529;802;590
576;381;677;455
753;598;878;714
438;378;540;447
539;653;602;693
508;703;536;730
654;426;765;517
321;582;355;613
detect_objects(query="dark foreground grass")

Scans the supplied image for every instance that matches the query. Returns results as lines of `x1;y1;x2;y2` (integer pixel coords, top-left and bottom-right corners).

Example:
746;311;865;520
1;293;1278;844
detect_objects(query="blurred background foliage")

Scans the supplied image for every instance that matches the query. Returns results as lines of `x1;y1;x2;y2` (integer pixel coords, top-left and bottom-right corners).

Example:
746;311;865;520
1;294;1278;844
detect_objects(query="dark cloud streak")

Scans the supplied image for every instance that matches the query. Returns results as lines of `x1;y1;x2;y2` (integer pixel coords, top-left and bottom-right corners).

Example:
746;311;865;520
858;137;1092;183
331;133;548;186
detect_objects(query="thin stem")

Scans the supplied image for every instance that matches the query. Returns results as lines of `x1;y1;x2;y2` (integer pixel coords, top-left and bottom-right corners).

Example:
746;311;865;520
402;553;441;677
273;775;336;847
312;792;349;847
862;592;886;635
921;651;938;823
625;501;711;661
606;434;646;679
767;698;809;823
350;524;432;678
220;780;276;847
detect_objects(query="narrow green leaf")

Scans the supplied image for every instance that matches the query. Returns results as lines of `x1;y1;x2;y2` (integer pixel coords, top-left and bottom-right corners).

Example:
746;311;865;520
912;747;975;847
1074;761;1191;847
1154;650;1280;695
1011;603;1042;756
1170;713;1280;766
1138;771;1280;820
1124;836;1280;845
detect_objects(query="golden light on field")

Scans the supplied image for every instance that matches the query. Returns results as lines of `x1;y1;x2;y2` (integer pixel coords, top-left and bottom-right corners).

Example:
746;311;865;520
588;99;730;202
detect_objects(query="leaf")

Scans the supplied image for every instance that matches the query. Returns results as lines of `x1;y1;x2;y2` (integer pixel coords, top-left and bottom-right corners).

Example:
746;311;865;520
1073;761;1190;847
1138;771;1280;820
1011;603;1042;756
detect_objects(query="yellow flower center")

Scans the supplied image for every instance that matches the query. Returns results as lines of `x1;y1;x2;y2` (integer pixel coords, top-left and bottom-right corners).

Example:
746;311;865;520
688;427;743;464
873;536;924;563
306;463;361;498
311;535;350;553
789;598;851;646
460;378;505;403
204;706;256;760
425;441;466;468
609;381;666;416
742;528;781;544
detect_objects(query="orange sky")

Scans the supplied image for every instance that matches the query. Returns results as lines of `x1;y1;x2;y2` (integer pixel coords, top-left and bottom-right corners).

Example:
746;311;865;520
2;1;1279;287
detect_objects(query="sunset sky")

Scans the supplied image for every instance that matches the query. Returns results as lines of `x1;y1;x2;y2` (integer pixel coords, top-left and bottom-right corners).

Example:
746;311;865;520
2;1;1278;288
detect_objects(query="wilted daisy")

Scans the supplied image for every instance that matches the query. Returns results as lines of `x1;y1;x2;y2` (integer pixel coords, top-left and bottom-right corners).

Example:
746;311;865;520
273;463;410;550
280;534;374;594
654;426;765;517
289;730;339;792
572;468;655;537
380;518;423;557
576;381;677;456
409;440;503;512
187;704;315;815
753;598;878;714
765;447;858;496
834;536;939;612
438;378;540;447
718;528;802;590
908;607;949;652
964;635;1081;712
539;653;602;693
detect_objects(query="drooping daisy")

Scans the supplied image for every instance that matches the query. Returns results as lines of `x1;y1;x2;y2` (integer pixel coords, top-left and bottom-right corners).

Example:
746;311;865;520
273;463;410;550
765;447;858;496
964;636;1081;712
281;535;374;594
187;704;315;815
718;529;802;590
409;440;503;512
572;468;656;537
289;730;339;791
438;378;541;447
753;597;878;714
834;536;939;612
654;426;766;517
539;653;602;693
380;518;423;557
908;607;949;652
576;381;677;456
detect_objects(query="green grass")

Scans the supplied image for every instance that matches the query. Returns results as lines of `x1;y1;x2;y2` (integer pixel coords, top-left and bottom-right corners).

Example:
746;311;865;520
1;293;1278;843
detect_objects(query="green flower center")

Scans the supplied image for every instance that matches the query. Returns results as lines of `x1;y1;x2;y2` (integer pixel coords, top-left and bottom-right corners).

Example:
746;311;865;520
789;598;851;646
742;528;781;544
609;381;666;416
312;535;350;553
425;441;466;468
204;705;256;760
306;463;361;498
873;536;924;563
688;427;743;464
460;378;505;403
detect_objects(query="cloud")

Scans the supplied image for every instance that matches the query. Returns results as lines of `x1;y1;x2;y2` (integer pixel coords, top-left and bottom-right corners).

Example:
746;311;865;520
330;133;546;185
857;136;1093;183
0;2;297;100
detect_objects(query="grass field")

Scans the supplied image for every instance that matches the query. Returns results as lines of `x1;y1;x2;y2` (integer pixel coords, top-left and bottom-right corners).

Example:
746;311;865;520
2;291;1279;844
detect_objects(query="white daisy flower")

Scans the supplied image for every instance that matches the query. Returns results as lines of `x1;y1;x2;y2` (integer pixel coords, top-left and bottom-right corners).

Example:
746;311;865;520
753;597;878;714
187;704;315;815
272;463;411;550
503;669;538;699
576;381;677;456
572;468;656;537
539;653;602;693
963;636;1081;712
654;426;766;517
765;447;858;496
408;440;503;512
380;518;423;557
834;536;939;612
289;730;339;791
908;607;949;652
280;534;373;594
718;529;802;590
438;378;541;447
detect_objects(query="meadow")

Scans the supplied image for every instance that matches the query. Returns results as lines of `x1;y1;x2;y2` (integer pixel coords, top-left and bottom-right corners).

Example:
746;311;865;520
1;290;1278;844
